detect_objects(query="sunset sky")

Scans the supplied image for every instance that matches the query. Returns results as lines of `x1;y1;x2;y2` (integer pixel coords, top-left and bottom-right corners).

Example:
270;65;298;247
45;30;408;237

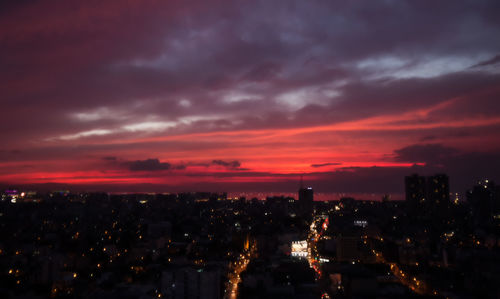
1;0;500;196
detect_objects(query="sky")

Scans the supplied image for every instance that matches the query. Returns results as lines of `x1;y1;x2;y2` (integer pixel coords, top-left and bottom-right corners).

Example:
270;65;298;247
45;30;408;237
1;0;500;196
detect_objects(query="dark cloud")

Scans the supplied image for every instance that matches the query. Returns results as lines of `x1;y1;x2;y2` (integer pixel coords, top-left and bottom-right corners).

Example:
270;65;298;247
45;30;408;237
332;72;500;123
418;130;474;143
310;162;342;168
104;156;244;172
392;143;500;191
173;164;187;170
419;135;437;142
470;54;500;68
127;159;171;172
394;144;459;165
212;160;242;169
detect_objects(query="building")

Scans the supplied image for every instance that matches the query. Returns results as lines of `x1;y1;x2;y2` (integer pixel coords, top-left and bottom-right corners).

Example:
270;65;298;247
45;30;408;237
336;236;362;262
298;187;313;204
427;174;450;206
405;174;427;205
297;175;314;217
405;174;450;213
161;267;221;299
467;179;500;226
298;186;313;218
291;240;308;258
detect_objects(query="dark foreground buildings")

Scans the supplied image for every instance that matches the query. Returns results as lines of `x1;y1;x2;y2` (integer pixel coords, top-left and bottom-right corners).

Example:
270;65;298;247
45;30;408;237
405;173;450;211
467;179;500;227
298;186;314;217
1;174;500;299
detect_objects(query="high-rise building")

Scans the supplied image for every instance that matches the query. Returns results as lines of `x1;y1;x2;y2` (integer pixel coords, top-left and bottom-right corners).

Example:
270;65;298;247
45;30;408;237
427;174;450;205
405;174;427;205
405;174;450;212
298;187;314;204
298;176;313;216
467;179;499;226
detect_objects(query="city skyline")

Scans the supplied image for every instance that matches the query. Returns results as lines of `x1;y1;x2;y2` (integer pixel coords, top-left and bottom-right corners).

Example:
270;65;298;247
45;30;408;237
1;1;500;194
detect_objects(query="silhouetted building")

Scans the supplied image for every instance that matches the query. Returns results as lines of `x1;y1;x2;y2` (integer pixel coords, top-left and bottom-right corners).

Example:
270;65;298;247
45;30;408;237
299;187;313;214
297;175;314;217
467;179;500;226
405;174;427;206
405;174;450;216
298;187;313;204
336;236;362;262
340;197;356;211
427;174;450;206
161;267;221;299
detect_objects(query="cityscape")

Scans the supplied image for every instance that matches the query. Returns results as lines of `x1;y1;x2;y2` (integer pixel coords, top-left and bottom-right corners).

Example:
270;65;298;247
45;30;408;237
1;0;500;298
1;175;500;298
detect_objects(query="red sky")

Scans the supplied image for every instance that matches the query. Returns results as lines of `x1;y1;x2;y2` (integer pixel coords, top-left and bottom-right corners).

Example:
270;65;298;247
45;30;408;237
1;0;500;195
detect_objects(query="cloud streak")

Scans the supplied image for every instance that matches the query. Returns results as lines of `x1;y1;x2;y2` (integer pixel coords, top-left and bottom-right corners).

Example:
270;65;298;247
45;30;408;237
127;159;171;172
310;163;342;168
212;160;242;169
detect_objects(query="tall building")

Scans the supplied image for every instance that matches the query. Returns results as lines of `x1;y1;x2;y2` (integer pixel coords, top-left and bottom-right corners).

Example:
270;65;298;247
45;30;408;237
405;174;450;212
298;187;314;204
298;176;313;216
427;174;450;205
405;174;427;205
467;179;500;226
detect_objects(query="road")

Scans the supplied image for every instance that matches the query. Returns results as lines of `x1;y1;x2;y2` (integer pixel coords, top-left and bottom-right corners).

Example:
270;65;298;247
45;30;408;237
307;215;329;279
224;238;257;299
